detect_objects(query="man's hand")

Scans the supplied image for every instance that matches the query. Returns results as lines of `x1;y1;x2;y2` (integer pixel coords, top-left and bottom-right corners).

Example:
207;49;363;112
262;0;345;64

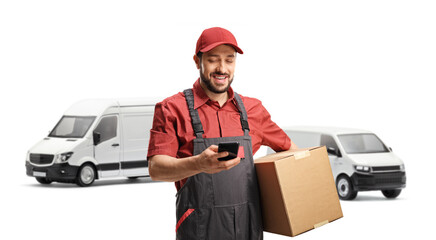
148;145;241;182
195;145;241;174
290;140;299;150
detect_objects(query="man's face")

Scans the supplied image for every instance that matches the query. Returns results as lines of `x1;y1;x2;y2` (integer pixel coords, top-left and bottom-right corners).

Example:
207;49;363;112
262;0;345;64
196;44;236;94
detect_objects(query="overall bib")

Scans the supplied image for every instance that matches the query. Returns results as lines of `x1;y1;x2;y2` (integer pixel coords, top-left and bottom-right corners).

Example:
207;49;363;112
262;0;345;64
175;89;263;240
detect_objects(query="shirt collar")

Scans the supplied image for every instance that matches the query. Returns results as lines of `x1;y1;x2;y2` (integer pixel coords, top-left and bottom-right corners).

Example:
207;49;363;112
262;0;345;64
193;78;235;109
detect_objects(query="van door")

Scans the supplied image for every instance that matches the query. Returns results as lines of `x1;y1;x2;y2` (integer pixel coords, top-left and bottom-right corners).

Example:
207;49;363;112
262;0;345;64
94;115;120;177
120;108;154;177
320;134;342;179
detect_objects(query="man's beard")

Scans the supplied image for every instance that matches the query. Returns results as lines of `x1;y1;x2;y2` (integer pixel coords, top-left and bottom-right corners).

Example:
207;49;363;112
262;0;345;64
199;70;233;94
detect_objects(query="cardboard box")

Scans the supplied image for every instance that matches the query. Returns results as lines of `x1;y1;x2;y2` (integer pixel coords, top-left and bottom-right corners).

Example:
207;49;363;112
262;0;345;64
254;146;343;237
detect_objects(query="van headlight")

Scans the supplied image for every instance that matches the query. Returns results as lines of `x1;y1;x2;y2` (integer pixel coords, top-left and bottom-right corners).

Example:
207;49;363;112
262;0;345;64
55;152;74;163
400;164;405;171
355;165;370;172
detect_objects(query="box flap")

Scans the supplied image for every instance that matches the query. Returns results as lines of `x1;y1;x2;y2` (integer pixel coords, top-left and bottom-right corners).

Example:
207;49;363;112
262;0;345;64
255;161;291;236
255;147;321;164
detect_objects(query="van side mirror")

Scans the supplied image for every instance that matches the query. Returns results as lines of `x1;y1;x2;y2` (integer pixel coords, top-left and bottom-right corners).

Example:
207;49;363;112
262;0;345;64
327;147;336;155
336;149;342;158
327;147;342;158
389;147;393;152
93;131;101;146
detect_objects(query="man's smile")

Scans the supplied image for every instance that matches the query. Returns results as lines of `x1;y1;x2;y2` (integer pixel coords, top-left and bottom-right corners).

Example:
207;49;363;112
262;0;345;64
211;73;229;84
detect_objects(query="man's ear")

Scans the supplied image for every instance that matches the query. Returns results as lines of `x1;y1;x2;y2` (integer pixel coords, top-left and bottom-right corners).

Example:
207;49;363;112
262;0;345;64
193;55;200;69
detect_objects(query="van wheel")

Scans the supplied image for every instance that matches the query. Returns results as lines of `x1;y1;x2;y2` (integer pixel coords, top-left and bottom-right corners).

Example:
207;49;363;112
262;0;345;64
128;176;139;180
382;189;402;199
76;163;96;187
36;177;52;184
336;175;358;200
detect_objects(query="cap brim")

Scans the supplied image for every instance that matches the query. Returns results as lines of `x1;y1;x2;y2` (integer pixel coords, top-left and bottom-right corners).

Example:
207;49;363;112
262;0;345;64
200;41;244;54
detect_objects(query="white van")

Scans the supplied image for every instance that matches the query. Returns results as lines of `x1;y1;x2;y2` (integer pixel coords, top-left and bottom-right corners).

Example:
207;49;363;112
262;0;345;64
268;126;406;200
26;98;156;187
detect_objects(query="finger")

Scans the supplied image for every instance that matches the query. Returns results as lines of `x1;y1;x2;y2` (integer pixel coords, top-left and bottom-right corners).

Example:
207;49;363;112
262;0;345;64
215;151;229;159
219;157;241;169
227;157;241;166
209;145;219;152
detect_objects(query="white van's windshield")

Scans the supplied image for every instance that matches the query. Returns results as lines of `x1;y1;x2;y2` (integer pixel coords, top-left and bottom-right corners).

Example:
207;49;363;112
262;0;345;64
49;116;96;138
338;133;389;154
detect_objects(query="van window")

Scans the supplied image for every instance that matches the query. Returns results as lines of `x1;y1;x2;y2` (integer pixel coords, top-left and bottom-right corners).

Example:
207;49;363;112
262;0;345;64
338;133;389;154
320;134;339;151
94;116;118;143
49;116;96;138
122;114;151;141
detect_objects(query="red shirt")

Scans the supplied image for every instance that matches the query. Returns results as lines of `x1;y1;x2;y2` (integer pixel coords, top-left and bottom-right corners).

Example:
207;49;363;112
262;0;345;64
147;79;291;190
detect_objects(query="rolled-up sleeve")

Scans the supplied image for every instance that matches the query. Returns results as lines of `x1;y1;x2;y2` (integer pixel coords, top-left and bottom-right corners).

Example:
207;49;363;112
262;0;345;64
259;104;291;152
147;102;179;158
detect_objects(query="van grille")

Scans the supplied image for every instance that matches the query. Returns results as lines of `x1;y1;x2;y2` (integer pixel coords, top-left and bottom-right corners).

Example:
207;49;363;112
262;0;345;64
374;172;405;185
30;154;54;165
372;166;401;172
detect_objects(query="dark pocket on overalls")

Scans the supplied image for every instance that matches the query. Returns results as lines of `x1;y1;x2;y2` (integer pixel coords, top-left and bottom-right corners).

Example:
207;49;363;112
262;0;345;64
176;207;198;240
206;207;235;240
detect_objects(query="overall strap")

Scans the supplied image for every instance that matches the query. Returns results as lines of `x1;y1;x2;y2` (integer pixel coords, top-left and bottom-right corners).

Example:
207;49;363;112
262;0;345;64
184;89;204;139
184;89;250;138
234;93;250;136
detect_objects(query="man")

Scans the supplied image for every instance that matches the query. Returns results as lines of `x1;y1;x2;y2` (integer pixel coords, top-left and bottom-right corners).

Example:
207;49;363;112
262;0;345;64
147;27;296;240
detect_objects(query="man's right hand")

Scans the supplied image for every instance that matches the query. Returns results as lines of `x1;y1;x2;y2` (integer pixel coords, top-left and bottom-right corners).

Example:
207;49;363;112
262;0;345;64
148;145;241;182
195;145;241;174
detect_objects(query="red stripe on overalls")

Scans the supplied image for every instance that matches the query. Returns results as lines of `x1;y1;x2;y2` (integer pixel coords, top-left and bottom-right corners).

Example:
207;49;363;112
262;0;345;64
175;208;195;233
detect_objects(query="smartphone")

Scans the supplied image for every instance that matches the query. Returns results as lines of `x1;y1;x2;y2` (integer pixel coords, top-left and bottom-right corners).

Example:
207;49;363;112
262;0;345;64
218;142;240;161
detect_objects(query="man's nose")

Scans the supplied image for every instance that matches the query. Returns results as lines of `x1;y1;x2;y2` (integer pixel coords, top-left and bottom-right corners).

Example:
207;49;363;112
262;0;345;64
216;60;227;74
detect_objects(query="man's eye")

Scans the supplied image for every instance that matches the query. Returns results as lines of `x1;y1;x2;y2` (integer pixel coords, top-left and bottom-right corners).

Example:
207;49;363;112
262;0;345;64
226;60;234;63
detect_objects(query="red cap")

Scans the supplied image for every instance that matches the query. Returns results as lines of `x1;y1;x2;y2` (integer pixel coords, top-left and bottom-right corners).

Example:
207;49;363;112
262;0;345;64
195;27;243;55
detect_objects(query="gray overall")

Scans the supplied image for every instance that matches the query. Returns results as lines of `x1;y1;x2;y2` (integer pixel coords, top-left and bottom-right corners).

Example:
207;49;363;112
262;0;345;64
175;89;263;240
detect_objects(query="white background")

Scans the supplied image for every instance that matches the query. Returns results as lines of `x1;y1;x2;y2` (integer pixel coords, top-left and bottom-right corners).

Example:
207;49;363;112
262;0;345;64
1;0;435;239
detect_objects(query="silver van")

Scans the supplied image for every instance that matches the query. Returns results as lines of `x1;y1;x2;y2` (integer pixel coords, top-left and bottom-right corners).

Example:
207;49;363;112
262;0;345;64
269;126;406;200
